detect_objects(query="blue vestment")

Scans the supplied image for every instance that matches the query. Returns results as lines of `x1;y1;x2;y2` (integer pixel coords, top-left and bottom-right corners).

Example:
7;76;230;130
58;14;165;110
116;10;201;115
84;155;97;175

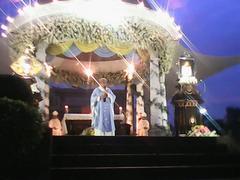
90;87;116;132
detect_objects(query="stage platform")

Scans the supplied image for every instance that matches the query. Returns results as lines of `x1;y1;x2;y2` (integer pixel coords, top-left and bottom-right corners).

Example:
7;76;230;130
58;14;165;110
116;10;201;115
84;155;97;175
50;136;240;179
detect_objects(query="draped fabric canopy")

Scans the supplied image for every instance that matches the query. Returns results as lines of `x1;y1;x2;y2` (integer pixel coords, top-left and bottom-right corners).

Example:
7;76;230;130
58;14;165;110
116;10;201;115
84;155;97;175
47;42;132;58
48;49;145;86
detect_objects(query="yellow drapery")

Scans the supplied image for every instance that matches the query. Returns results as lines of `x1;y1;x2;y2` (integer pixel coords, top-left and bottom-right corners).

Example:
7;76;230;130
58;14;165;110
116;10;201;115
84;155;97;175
46;41;134;56
75;41;99;53
46;41;73;55
106;43;133;55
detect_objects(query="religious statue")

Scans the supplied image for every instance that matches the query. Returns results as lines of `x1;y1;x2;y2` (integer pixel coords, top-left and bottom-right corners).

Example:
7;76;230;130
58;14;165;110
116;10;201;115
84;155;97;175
49;111;62;136
138;115;150;136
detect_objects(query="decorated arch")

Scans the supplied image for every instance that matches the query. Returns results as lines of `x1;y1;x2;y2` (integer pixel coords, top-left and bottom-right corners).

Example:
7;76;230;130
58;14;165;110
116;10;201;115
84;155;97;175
5;0;181;134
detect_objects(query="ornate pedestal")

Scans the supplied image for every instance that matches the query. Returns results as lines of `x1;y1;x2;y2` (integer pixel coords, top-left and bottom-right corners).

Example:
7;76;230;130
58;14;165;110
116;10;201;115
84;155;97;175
172;84;203;135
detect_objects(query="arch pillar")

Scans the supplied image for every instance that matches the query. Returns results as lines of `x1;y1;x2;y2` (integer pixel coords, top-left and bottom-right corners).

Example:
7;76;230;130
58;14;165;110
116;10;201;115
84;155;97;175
149;53;171;136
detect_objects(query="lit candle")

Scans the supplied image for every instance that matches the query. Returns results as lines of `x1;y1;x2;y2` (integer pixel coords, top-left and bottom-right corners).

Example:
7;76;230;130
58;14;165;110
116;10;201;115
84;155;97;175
64;105;69;113
119;106;122;114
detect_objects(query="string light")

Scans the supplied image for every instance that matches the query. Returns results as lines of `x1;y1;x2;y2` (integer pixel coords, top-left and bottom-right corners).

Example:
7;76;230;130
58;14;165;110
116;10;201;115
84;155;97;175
1;24;8;31
177;33;183;40
176;25;181;31
199;107;207;115
6;16;14;23
1;32;7;38
17;9;24;15
33;2;40;7
137;0;145;8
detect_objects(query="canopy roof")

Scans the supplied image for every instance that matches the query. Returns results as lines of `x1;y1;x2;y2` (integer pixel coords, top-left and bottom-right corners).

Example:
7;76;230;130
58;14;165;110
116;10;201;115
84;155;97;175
4;0;181;77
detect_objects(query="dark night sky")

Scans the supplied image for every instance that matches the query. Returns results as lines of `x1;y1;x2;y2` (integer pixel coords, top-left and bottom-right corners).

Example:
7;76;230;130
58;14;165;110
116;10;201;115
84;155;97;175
153;0;240;56
0;0;239;120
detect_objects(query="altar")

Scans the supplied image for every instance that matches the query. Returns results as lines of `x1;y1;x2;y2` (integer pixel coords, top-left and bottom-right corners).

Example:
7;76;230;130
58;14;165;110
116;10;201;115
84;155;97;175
62;113;127;135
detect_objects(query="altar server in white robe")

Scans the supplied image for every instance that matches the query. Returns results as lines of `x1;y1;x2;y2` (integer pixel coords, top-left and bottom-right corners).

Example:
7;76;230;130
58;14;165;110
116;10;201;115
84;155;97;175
91;78;116;136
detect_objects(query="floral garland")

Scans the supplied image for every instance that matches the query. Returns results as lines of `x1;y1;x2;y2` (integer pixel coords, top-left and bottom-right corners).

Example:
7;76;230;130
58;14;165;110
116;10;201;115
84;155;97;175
8;15;177;74
51;62;149;87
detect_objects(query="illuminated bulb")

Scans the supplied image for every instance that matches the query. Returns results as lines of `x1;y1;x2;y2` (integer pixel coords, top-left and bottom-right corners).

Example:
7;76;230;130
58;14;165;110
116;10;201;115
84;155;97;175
6;16;14;23
22;61;31;75
127;63;135;75
84;68;93;77
44;62;53;77
126;63;135;80
176;25;181;31
1;32;7;38
64;105;69;113
170;17;175;23
33;2;40;7
177;33;183;40
22;6;28;12
119;106;123;114
23;5;34;13
24;49;30;54
1;24;8;31
138;1;145;8
17;9;24;15
199;108;207;115
164;12;170;19
190;117;196;124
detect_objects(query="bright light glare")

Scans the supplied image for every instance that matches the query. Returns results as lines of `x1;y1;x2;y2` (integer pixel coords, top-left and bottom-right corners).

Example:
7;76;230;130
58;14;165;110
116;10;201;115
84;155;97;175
6;16;14;23
126;63;135;75
199;107;207;115
17;9;24;15
84;68;93;77
1;32;7;38
181;62;192;77
176;25;181;31
1;24;8;31
22;62;31;74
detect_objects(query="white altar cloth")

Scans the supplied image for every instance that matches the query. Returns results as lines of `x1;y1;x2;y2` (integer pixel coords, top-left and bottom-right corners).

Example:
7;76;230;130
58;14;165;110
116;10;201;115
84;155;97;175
62;113;124;134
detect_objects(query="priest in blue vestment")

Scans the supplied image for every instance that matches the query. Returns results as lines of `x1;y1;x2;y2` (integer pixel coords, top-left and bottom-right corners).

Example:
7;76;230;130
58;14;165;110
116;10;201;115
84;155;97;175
90;78;116;136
